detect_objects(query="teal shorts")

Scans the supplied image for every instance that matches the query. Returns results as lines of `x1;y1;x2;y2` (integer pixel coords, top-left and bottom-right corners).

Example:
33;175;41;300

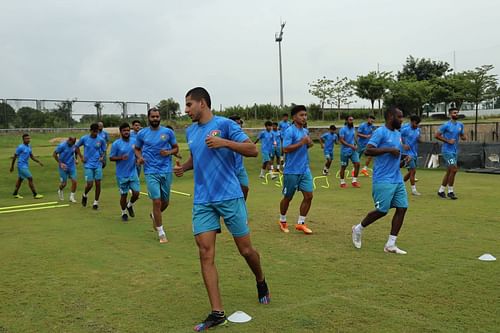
236;167;249;187
117;176;140;195
145;173;171;200
282;172;313;198
59;167;77;182
372;183;408;213
340;151;360;166
262;151;272;163
324;151;333;160
443;153;457;167
84;167;103;182
270;148;281;159
406;156;417;169
18;167;32;180
192;197;249;237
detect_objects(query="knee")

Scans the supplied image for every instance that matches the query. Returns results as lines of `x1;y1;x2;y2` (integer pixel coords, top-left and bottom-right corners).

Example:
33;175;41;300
303;192;313;202
239;245;257;259
198;246;215;263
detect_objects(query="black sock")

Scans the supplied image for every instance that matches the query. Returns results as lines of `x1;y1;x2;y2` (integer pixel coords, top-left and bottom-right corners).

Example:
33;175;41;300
13;190;18;195
212;310;225;318
32;192;37;196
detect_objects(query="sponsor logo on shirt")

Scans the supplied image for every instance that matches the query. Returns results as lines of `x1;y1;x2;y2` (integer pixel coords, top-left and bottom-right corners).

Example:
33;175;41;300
209;130;221;137
160;134;167;141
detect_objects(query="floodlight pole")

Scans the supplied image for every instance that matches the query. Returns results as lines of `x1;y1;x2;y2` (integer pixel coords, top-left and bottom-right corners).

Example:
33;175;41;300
275;21;286;107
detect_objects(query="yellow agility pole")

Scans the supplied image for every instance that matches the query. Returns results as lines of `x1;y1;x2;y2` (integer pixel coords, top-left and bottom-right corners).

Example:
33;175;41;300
0;201;58;211
140;190;191;197
0;204;69;214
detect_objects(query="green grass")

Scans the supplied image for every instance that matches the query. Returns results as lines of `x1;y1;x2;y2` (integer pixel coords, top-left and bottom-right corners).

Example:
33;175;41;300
0;133;499;333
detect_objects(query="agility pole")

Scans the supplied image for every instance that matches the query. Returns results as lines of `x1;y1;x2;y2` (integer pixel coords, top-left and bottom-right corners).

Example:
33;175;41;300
0;201;58;211
0;204;70;214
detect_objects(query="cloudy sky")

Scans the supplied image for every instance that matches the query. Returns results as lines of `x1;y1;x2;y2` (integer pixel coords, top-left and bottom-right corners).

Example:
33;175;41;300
1;0;499;112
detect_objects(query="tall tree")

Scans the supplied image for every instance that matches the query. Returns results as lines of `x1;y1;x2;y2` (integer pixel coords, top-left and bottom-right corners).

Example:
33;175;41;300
0;102;16;128
397;55;451;81
464;65;498;140
429;73;470;110
328;77;354;120
351;71;391;113
308;76;334;120
384;79;432;116
157;98;180;120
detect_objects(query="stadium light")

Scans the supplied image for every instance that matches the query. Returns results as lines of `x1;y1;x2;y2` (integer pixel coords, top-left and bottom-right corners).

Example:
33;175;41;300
275;21;286;107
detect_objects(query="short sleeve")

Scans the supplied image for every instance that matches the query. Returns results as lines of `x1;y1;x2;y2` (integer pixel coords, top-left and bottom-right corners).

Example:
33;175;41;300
368;128;383;148
438;123;447;135
167;128;177;145
227;119;249;143
339;128;345;139
135;132;144;149
75;136;84;148
282;128;294;148
110;142;119;158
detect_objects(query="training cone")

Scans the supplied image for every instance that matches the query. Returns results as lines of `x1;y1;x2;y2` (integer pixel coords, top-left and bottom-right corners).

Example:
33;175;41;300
478;253;496;261
228;311;252;323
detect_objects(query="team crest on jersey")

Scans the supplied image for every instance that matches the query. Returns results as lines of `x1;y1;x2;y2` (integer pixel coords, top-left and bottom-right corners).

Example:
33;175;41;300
96;142;101;147
209;130;221;137
160;134;167;141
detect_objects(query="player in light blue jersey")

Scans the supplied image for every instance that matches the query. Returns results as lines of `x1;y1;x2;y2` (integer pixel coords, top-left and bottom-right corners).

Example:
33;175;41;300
435;107;466;199
357;115;376;176
130;120;142;177
229;115;250;200
278;113;291;133
339;116;361;188
97;122;110;169
10;133;44;199
270;122;282;172
135;108;178;243
319;125;338;175
352;107;409;255
255;121;275;178
279;105;314;235
76;123;107;210
401;115;422;196
53;136;78;202
110;123;140;222
174;87;269;331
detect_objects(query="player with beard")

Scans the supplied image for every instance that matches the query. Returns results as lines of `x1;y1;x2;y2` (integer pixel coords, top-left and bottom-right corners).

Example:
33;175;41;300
135;108;178;243
434;108;466;200
339;116;361;188
351;107;410;255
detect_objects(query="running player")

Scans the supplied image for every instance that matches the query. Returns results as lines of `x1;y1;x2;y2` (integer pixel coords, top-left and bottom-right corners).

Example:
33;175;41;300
229;115;250;200
76;123;107;209
135;108;178;243
435;107;466;200
255;121;275;178
339;116;361;188
110;123;140;222
351;107;409;254
97;121;110;169
174;87;269;331
270;122;282;172
10;134;44;199
278;105;314;234
401;115;422;196
320;125;338;175
357;115;376;176
278;113;291;133
53;136;78;202
130;120;143;178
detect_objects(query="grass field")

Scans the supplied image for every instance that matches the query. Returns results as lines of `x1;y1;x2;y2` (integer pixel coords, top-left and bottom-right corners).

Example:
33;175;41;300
0;132;499;333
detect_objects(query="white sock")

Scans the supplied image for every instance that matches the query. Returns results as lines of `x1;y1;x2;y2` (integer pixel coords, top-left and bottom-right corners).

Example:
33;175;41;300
340;179;346;185
297;215;306;225
70;192;75;198
121;209;127;215
277;165;280;170
448;186;454;193
270;165;274;170
156;225;165;236
438;185;446;193
386;235;397;248
83;193;88;198
127;201;134;208
279;214;286;222
362;166;367;170
93;200;98;205
260;169;265;176
411;185;417;192
355;223;364;232
352;177;358;183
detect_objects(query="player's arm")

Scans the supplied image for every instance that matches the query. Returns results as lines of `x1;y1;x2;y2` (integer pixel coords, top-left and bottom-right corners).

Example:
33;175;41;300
174;154;193;177
283;135;311;153
434;131;455;144
339;136;356;150
52;150;60;164
9;154;17;172
160;143;179;157
319;136;325;149
365;144;399;157
357;132;370;139
206;136;258;157
134;146;145;165
30;153;43;166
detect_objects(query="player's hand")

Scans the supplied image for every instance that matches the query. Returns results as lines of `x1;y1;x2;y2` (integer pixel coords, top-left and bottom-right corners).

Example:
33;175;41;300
75;159;79;165
389;148;400;157
205;136;227;149
403;144;410;151
9;166;13;173
160;149;170;157
352;145;358;151
60;162;67;171
38;161;44;167
173;160;184;177
136;156;144;165
121;154;128;160
448;139;456;144
301;136;312;145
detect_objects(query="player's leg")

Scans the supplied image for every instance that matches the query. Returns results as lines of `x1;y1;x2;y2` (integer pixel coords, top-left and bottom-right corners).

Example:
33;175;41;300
279;175;298;233
27;175;42;198
384;183;408;254
295;173;313;234
58;168;68;200
82;168;94;206
69;171;77;203
323;153;332;175
339;153;348;187
120;192;129;221
351;152;361;187
93;180;101;209
13;177;23;198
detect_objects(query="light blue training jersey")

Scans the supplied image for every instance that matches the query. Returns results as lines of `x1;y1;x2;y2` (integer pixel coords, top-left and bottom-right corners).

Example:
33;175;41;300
339;125;356;154
110;138;138;178
186;116;248;204
400;124;421;157
278;120;291;133
438;120;464;154
15;144;31;169
321;132;338;153
135;126;177;175
368;126;404;184
76;135;107;169
258;130;274;153
282;124;310;175
272;130;282;149
54;141;76;169
357;122;376;148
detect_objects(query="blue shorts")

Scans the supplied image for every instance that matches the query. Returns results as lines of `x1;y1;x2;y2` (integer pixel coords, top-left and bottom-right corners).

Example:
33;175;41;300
192;198;249;237
406;156;417;169
340;151;360;166
18;167;32;180
443;153;458;167
372;183;408;213
145;173;171;200
84;167;103;182
59;167;77;182
270;147;281;159
282;172;313;198
117;176;140;195
324;151;333;160
236;167;249;187
262;151;272;163
357;145;367;156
